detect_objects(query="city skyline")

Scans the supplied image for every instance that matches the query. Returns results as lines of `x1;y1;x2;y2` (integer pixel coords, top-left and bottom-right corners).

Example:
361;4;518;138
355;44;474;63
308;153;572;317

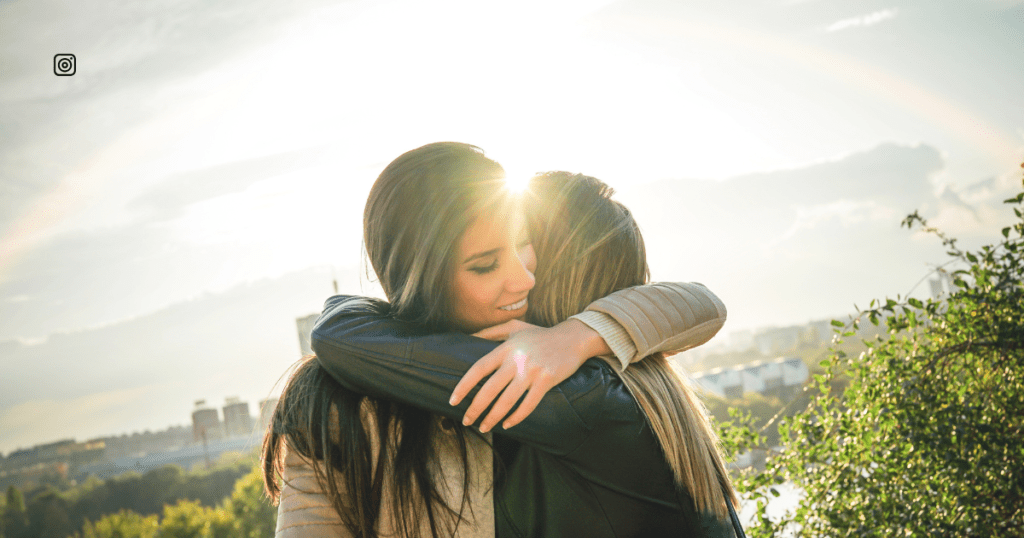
1;394;275;458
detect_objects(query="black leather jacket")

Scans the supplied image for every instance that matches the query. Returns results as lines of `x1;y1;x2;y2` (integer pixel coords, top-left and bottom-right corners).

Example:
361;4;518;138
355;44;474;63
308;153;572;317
312;295;743;538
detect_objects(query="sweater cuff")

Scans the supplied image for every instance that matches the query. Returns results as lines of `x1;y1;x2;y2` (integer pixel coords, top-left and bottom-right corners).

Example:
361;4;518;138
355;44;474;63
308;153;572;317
569;311;638;372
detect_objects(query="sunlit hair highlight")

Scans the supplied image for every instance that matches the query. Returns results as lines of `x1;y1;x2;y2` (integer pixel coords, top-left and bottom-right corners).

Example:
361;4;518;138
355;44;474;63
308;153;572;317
523;171;739;519
364;141;510;331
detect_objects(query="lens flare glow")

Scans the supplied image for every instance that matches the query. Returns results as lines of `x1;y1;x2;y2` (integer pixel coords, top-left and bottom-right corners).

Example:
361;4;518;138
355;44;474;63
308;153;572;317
504;174;531;193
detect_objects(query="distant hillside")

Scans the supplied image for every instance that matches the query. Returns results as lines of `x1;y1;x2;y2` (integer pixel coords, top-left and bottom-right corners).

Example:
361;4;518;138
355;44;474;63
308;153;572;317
0;265;373;455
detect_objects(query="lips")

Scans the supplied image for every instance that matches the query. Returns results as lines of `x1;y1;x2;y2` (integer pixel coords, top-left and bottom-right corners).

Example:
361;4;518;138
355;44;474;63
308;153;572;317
498;298;527;311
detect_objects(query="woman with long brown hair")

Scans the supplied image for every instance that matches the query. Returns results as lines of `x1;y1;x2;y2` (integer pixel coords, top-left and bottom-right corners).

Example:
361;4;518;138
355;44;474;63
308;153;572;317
264;143;740;536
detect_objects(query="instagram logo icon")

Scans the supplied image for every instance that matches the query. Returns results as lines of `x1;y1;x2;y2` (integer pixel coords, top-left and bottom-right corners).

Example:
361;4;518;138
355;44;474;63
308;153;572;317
54;54;76;76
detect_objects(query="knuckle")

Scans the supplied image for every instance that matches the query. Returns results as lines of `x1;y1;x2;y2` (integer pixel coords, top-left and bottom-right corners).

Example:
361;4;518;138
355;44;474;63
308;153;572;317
468;401;486;414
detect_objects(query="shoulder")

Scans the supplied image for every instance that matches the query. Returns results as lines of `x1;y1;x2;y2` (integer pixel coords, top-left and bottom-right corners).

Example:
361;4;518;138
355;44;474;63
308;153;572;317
560;358;639;424
320;295;391;320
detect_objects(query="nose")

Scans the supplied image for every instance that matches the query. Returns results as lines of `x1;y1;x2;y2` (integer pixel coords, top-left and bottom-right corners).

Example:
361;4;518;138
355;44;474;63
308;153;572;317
506;245;536;294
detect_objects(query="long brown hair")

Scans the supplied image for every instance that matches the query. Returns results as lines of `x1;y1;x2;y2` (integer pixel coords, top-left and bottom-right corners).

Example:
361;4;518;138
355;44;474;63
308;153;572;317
263;142;508;537
364;142;509;330
524;171;739;519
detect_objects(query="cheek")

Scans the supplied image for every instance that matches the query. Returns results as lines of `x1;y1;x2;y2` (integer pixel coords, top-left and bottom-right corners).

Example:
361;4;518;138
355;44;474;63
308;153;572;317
453;273;500;313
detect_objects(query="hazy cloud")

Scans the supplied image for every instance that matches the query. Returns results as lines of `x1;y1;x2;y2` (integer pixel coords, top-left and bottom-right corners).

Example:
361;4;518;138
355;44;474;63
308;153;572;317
128;148;325;220
618;143;1017;332
826;8;898;32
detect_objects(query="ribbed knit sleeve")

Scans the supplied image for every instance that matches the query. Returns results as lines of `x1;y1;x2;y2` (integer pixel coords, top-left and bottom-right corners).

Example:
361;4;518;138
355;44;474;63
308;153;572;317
276;447;351;538
570;282;726;370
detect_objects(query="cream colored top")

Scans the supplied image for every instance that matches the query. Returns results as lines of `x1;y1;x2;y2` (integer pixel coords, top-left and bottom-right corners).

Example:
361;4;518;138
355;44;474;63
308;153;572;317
276;282;726;537
276;412;494;537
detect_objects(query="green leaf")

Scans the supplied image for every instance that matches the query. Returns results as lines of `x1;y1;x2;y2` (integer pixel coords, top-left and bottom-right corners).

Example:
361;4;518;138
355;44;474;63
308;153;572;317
1003;227;1011;238
831;320;844;327
908;297;923;309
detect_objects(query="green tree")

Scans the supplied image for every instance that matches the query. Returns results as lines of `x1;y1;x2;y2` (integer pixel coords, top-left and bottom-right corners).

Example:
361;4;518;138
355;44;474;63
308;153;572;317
225;467;276;538
2;486;29;538
157;499;234;538
80;510;159;538
168;461;249;510
26;488;74;538
723;170;1024;536
136;466;185;516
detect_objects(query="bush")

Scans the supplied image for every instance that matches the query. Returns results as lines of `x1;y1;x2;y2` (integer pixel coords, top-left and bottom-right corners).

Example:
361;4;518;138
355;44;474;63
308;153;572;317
722;168;1024;537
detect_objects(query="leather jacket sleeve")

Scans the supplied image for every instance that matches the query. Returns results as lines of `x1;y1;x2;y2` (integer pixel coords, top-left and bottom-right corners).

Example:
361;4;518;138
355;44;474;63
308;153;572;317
311;295;608;456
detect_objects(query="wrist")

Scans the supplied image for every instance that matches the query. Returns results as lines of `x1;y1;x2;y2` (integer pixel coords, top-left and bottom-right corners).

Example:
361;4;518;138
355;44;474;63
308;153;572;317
558;318;612;362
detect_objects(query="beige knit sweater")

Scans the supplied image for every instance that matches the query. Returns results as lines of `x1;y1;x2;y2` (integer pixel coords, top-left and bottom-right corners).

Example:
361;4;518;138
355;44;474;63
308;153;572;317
275;281;726;537
276;412;494;537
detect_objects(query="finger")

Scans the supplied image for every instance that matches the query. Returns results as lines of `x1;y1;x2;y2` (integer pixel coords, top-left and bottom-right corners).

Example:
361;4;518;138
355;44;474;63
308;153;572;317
501;383;550;430
479;376;532;433
462;364;516;426
450;346;506;406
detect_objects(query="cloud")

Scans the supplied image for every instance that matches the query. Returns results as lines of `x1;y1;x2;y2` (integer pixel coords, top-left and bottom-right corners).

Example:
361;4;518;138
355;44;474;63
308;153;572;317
826;8;898;32
617;142;1019;332
128;147;325;220
938;186;980;222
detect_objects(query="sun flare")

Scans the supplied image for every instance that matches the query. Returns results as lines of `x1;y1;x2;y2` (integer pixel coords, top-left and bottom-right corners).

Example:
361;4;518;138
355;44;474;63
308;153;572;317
504;174;532;193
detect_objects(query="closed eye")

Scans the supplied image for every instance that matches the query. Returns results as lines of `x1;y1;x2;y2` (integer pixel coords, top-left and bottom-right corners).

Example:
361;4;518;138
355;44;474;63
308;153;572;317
469;261;498;274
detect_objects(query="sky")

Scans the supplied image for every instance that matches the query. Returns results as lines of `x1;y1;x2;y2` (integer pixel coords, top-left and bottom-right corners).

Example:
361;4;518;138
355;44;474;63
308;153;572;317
1;0;1022;455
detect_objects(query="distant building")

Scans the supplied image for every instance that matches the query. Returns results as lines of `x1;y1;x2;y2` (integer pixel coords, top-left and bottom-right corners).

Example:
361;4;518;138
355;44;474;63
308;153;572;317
76;436;258;480
192;400;223;443
808;320;834;347
692;357;810;400
222;397;252;438
727;330;754;352
2;439;76;469
98;426;190;460
753;327;805;355
296;313;318;356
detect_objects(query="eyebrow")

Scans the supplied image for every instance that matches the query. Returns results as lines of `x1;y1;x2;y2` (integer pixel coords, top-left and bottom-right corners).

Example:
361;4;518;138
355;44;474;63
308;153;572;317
462;247;502;265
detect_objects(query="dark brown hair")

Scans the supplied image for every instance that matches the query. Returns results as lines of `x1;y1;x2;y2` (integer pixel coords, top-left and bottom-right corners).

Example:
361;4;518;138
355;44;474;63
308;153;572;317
364;142;509;330
263;142;507;537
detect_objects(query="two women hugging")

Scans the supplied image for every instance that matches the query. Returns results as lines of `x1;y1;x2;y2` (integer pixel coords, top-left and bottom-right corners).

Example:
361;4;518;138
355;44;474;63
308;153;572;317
263;142;746;538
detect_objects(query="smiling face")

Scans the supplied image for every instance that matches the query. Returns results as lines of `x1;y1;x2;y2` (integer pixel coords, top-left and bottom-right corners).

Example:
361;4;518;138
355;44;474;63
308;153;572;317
449;207;537;333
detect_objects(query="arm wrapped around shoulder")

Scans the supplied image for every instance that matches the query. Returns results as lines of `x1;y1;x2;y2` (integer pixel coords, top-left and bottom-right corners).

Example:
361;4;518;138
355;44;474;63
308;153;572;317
571;282;727;368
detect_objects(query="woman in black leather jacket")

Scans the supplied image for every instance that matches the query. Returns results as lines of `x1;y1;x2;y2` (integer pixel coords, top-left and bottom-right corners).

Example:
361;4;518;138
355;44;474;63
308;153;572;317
307;165;746;536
